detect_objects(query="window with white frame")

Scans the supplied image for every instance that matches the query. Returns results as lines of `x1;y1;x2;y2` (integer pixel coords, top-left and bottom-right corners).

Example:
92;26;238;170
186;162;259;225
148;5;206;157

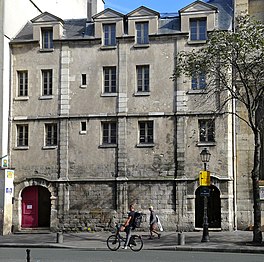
17;124;28;147
18;71;28;97
42;28;53;49
137;65;149;92
139;121;154;144
199;119;215;142
190;18;207;41
45;123;57;146
102;122;117;144
136;22;149;44
42;70;53;96
103;67;117;93
80;121;87;133
81;74;87;86
103;24;116;46
192;73;206;90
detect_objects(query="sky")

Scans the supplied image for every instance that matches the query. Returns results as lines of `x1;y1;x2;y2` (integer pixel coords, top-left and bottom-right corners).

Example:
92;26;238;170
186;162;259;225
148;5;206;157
104;0;201;14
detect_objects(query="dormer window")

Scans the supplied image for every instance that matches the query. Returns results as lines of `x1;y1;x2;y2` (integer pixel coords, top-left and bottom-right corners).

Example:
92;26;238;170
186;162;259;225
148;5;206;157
42;28;53;49
136;22;149;44
103;24;116;46
190;18;207;41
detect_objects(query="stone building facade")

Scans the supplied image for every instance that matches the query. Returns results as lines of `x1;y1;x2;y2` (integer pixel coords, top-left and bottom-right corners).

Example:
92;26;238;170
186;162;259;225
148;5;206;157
8;0;263;232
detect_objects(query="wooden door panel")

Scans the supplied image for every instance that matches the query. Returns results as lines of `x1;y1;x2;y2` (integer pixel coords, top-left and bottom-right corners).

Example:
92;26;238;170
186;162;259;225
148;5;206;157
22;186;38;228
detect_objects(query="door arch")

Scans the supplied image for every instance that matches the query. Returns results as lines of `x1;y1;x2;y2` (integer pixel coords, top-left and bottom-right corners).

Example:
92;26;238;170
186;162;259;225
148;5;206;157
21;186;51;228
195;185;221;229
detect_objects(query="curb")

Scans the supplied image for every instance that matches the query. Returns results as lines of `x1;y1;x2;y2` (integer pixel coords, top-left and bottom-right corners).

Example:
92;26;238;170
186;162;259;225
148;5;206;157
0;243;264;254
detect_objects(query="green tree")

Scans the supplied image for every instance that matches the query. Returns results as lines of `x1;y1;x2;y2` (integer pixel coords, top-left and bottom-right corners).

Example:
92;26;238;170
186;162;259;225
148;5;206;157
174;15;264;243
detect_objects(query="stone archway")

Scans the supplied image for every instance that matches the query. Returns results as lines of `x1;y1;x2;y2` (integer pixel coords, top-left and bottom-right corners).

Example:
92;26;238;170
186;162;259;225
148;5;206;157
21;185;51;228
195;185;221;229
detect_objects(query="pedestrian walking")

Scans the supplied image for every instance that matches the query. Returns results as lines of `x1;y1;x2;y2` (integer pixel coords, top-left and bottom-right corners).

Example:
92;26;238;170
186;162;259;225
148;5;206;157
149;206;161;239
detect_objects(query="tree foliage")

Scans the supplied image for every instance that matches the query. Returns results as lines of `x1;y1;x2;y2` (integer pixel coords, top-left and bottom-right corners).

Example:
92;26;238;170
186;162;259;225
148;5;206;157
174;15;264;243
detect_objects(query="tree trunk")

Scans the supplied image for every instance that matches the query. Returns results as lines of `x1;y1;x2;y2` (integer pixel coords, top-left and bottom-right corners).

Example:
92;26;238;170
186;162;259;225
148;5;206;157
252;130;262;243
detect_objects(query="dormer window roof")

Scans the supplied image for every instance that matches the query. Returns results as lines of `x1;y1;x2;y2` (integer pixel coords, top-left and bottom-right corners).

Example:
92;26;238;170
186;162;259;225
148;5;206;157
31;12;64;24
179;0;218;14
126;6;160;18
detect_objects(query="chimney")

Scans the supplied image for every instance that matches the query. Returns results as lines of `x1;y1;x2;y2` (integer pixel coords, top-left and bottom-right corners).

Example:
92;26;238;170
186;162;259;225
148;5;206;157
87;0;92;21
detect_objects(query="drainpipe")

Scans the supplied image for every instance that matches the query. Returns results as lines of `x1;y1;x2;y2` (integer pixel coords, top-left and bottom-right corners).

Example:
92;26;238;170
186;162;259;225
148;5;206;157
232;0;238;231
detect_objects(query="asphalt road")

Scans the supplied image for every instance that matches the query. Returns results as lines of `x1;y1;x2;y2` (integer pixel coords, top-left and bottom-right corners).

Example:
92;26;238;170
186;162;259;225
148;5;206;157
0;248;263;262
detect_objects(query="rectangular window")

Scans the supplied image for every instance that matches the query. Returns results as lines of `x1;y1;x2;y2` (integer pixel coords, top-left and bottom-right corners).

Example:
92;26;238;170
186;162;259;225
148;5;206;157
45;123;57;146
82;74;87;86
17;125;28;147
103;24;116;46
137;65;149;92
190;18;207;41
136;22;149;44
139;121;154;144
199;119;215;142
81;121;87;132
104;67;116;93
102;122;117;144
18;71;28;96
42;28;53;49
192;73;206;90
42;70;53;96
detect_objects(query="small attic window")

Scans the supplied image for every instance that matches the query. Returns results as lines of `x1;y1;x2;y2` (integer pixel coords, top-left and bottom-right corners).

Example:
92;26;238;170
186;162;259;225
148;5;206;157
136;22;149;45
41;28;54;49
190;18;207;41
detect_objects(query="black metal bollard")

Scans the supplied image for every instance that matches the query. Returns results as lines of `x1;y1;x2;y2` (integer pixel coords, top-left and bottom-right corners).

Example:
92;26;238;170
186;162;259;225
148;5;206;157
26;249;30;262
57;231;63;243
177;232;185;245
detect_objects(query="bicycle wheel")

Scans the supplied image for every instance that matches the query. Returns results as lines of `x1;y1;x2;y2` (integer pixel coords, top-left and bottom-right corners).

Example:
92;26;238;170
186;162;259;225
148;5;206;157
129;235;143;252
107;235;121;251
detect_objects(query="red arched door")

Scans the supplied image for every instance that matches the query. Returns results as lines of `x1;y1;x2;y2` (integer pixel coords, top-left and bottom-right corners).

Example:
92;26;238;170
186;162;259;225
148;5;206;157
22;186;38;227
22;186;51;228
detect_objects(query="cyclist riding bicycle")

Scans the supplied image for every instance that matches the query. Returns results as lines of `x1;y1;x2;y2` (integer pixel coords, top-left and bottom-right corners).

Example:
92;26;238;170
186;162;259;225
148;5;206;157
121;204;136;249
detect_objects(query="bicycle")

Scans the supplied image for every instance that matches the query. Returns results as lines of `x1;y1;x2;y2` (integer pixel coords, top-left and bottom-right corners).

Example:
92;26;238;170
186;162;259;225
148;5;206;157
106;224;143;252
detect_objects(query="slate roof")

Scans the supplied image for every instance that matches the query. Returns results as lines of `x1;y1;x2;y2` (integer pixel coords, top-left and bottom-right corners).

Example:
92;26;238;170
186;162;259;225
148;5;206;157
11;0;233;43
207;0;233;30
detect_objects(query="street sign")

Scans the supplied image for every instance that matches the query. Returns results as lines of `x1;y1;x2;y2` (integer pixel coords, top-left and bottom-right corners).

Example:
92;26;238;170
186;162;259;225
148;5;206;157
200;187;210;197
199;170;210;186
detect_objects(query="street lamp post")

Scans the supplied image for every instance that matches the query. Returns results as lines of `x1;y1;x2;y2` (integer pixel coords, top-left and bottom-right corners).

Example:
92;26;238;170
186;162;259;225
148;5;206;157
200;148;211;243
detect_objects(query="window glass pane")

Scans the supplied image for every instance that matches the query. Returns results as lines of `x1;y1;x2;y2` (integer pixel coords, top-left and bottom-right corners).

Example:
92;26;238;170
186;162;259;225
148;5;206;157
17;125;28;146
137;65;149;92
136;22;149;44
45;124;57;146
102;122;117;144
82;74;87;85
18;71;28;96
104;67;116;93
81;121;86;131
42;29;53;49
42;70;52;95
139;121;153;143
199;120;215;142
104;24;116;46
199;19;207;40
190;19;207;41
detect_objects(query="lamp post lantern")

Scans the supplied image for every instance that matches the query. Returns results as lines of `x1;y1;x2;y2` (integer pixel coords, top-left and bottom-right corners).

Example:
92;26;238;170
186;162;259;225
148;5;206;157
200;148;211;242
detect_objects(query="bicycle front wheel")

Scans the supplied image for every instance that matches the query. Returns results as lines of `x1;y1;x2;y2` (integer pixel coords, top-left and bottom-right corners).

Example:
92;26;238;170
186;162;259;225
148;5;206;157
129;235;143;252
106;235;121;251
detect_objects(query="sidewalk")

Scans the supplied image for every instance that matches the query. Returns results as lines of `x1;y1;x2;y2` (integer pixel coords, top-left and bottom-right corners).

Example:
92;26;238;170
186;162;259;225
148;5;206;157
0;230;263;253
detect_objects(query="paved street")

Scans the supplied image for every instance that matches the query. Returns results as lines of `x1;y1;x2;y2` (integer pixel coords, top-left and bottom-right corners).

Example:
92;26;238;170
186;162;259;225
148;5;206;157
0;248;264;262
0;230;263;254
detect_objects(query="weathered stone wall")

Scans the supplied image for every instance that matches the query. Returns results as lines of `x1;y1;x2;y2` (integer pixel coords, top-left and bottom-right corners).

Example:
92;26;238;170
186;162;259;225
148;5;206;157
57;180;177;231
